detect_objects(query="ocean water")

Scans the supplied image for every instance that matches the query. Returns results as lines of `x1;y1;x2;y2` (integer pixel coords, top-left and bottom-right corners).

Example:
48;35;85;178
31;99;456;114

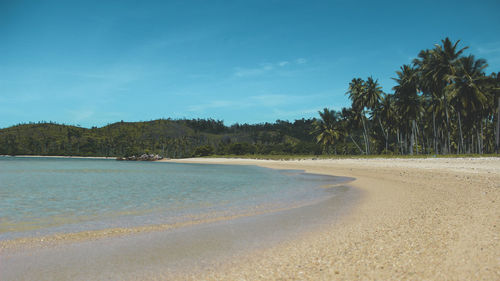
0;157;344;240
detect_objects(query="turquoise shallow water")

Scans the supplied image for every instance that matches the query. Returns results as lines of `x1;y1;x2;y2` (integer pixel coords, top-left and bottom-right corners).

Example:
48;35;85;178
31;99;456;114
0;157;344;240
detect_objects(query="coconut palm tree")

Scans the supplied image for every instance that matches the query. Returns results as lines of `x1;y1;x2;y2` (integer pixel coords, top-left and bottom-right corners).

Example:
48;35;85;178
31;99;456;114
364;76;384;111
393;65;421;155
340;107;365;154
446;55;489;153
312;108;341;154
346;78;369;154
373;93;395;153
346;77;383;154
429;38;468;153
486;72;500;153
413;38;468;153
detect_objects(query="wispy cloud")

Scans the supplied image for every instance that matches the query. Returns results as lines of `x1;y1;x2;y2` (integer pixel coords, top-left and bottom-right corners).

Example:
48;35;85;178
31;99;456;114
187;100;236;112
476;45;500;55
296;58;307;64
234;63;274;77
67;108;95;122
234;58;308;77
187;93;309;112
271;107;322;119
472;41;500;65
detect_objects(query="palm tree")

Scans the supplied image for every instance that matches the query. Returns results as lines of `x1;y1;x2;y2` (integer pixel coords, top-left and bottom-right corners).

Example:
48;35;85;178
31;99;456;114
393;65;421;155
429;38;468;153
312;108;341;154
446;55;489;153
340;107;365;154
346;78;368;154
373;93;395;153
347;78;365;110
346;77;383;154
413;38;468;153
364;76;384;111
486;72;500;153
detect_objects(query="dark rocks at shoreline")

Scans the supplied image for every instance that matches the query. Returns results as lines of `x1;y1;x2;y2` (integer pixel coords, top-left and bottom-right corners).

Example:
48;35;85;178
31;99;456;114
116;154;164;161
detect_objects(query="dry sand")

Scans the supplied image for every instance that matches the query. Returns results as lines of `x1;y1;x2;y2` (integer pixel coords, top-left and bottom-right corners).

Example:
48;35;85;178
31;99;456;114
158;157;500;280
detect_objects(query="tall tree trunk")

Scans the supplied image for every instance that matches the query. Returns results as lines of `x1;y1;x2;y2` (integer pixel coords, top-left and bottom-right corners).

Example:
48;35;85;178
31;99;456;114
471;134;474;154
414;120;419;155
349;135;364;155
496;97;500;154
409;122;414;155
397;129;401;154
432;112;437;154
477;129;481;155
444;97;451;154
378;117;388;153
480;119;484;155
362;116;369;155
457;111;464;154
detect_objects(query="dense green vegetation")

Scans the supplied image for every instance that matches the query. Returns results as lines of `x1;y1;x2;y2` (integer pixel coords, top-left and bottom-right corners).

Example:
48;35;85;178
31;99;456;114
0;119;322;157
1;38;498;157
315;38;499;155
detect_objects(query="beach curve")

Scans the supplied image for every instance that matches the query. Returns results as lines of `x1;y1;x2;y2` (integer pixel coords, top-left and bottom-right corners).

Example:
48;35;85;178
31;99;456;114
158;157;500;280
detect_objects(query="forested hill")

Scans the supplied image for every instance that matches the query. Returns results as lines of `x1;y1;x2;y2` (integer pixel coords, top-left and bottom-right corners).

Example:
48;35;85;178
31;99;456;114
0;119;323;158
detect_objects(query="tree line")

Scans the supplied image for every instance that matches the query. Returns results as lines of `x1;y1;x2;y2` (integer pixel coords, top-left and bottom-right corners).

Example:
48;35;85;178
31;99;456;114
313;38;499;155
0;119;322;157
1;38;498;158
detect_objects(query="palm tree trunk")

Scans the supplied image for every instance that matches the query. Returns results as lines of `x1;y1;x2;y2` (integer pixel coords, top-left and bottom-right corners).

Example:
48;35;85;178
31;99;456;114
432;112;438;154
444;98;451;154
396;129;401;154
476;129;480;155
480;119;484;155
496;97;500;154
405;131;409;154
362;116;369;155
409;122;414;155
349;135;364;154
457;111;464;154
471;134;474;154
378;117;388;153
414;120;419;155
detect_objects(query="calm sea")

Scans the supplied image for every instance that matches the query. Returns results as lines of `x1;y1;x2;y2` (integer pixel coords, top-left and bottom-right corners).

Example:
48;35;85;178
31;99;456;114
0;156;343;240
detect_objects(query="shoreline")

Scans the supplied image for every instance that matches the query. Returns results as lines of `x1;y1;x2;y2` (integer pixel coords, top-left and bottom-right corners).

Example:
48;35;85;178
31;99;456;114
1;163;360;280
159;157;499;280
1;155;114;159
0;163;351;248
1;157;499;280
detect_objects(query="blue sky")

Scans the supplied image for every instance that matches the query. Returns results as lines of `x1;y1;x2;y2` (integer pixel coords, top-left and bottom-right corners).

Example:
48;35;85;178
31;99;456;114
1;0;499;128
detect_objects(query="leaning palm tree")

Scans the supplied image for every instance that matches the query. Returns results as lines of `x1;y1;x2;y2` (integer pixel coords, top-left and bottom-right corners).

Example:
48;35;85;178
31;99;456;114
312;108;341;154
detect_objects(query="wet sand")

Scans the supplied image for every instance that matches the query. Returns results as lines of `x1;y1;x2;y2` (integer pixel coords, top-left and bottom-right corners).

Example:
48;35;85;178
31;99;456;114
159;157;500;280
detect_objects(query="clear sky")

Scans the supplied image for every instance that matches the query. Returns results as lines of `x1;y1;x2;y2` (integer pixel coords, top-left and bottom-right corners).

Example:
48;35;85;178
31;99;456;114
1;0;499;128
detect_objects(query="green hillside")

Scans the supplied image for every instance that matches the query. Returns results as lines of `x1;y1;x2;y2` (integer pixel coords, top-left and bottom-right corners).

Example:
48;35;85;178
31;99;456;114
0;119;322;158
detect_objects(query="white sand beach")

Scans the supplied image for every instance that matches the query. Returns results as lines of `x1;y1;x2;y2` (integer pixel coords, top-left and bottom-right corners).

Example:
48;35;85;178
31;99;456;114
158;157;500;280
